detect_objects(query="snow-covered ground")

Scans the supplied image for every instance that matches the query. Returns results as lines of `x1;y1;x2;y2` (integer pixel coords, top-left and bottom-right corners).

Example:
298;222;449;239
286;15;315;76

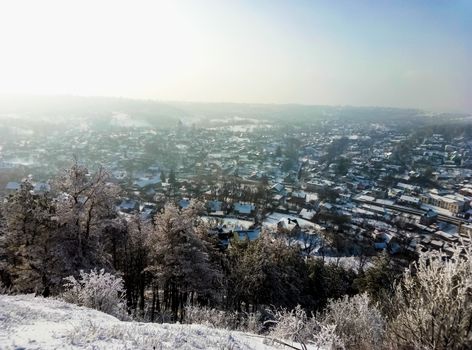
0;294;305;350
263;212;320;230
201;216;255;230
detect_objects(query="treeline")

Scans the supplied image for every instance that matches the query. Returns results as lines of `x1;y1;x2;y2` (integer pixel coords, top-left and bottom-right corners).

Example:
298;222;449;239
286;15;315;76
1;162;471;349
0;163;393;315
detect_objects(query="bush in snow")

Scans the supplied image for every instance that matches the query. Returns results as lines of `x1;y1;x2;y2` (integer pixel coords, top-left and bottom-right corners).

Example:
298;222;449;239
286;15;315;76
62;269;126;319
389;243;472;350
266;305;311;345
267;305;344;350
184;304;238;329
319;293;385;350
311;323;344;350
184;304;263;333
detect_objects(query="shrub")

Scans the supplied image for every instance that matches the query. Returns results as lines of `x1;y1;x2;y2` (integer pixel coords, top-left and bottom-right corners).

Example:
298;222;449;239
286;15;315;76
184;304;239;330
183;304;263;333
389;243;472;350
267;305;344;350
320;293;385;349
266;305;311;344
62;269;126;319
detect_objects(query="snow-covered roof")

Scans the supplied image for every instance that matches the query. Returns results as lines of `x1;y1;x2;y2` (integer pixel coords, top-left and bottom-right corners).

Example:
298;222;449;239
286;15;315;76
271;183;285;193
299;208;315;220
208;200;222;212
233;202;255;214
133;175;161;188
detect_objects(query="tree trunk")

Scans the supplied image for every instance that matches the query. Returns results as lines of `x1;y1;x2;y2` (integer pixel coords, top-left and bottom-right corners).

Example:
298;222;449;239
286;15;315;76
151;283;160;322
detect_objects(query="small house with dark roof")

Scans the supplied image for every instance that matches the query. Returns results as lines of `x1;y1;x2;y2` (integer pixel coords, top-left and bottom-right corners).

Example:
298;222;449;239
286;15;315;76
420;209;438;226
5;182;20;193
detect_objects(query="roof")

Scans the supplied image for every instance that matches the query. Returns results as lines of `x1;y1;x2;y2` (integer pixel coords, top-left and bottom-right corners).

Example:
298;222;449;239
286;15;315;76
234;228;261;241
374;242;387;249
299;208;315;220
5;182;20;190
399;195;420;204
423;209;438;218
118;199;138;210
234;202;255;214
133;175;161;188
33;182;51;192
208;200;222;212
291;191;306;198
179;198;190;209
271;183;285;193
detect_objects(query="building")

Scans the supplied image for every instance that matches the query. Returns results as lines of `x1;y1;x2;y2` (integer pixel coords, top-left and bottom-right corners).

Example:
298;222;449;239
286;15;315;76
420;193;469;214
420;209;438;226
459;223;472;237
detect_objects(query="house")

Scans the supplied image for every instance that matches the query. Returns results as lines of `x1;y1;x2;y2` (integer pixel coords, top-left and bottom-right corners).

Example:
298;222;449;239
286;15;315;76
420;209;438;225
459;223;472;237
299;208;315;220
5;182;21;192
289;191;306;206
133;175;161;188
277;217;301;233
374;242;387;250
33;182;51;194
398;195;421;207
117;199;139;213
179;198;190;209
271;183;285;194
233;202;255;216
209;225;233;248
420;193;469;214
234;227;261;241
207;200;223;213
140;203;156;220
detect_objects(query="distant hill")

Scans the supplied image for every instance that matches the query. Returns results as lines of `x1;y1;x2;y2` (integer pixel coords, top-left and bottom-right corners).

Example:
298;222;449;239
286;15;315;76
0;94;468;128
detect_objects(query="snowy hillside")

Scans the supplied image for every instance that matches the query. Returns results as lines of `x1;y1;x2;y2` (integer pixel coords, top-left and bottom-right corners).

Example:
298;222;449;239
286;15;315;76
0;294;301;350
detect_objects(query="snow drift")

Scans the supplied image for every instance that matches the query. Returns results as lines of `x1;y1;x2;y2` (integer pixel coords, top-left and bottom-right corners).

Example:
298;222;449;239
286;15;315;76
0;294;285;350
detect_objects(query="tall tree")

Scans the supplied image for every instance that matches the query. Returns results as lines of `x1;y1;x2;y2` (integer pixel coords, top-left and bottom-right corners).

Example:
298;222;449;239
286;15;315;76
147;203;223;321
0;181;59;294
227;232;305;312
53;161;119;272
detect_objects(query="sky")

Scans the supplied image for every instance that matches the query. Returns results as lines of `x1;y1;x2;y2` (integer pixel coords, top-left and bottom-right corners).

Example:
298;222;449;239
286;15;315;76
0;0;471;112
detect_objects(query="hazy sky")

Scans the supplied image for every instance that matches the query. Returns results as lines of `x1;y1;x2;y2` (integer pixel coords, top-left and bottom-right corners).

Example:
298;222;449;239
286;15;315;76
0;0;471;112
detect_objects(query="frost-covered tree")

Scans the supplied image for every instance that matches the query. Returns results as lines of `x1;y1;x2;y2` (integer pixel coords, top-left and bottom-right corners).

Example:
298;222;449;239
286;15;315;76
227;231;305;311
304;258;358;311
53;161;119;272
0;181;60;294
355;250;401;305
389;243;472;350
147;203;223;321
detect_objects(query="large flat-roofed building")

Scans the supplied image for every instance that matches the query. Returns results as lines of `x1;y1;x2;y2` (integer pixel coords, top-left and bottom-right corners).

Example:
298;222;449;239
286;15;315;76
420;193;470;214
